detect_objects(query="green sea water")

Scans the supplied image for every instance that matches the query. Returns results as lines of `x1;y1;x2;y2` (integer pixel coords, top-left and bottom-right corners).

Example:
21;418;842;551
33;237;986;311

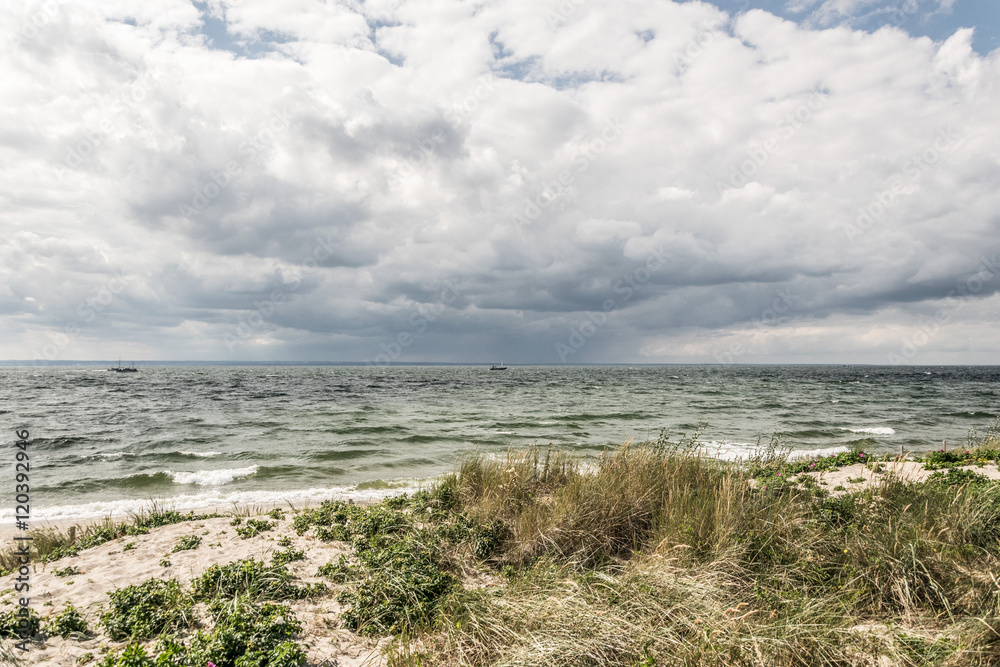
2;364;997;520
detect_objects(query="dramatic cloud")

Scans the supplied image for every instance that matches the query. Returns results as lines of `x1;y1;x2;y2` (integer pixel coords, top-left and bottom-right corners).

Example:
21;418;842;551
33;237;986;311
1;0;998;364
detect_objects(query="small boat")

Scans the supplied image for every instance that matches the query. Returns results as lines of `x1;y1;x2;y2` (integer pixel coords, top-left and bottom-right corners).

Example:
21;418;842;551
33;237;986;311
108;357;139;373
489;361;507;371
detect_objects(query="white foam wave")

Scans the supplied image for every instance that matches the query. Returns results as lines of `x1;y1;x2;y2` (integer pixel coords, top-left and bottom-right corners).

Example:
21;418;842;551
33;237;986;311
789;446;850;460
699;442;852;462
95;451;136;459
167;465;258;485
178;451;222;458
697;440;761;461
842;427;896;435
0;479;430;522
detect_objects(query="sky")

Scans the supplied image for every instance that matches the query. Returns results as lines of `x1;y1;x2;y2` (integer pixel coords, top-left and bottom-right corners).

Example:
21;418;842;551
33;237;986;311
1;0;998;365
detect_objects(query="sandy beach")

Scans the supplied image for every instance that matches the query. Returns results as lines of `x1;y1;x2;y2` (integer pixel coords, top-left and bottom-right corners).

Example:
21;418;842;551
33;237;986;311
5;451;1000;666
803;459;1000;494
3;512;386;666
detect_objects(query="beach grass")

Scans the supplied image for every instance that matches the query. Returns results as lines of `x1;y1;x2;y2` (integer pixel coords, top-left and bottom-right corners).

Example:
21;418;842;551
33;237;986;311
4;424;1000;665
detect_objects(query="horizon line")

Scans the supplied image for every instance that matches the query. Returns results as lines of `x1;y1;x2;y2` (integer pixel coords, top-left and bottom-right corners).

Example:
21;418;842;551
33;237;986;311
1;360;998;367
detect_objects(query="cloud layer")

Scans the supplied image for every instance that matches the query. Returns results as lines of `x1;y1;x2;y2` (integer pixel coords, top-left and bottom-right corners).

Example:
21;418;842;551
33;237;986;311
1;0;998;364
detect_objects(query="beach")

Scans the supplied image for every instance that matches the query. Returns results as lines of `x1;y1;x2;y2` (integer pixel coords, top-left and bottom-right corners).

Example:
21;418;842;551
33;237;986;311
4;439;1000;665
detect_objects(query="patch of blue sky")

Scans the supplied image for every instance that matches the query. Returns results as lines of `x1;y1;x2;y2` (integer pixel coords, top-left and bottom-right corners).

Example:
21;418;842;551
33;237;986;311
193;1;293;59
701;0;998;54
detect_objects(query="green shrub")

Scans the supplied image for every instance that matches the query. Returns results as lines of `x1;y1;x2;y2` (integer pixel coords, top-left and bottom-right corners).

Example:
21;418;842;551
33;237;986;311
172;535;202;552
101;578;193;640
185;599;305;667
191;558;324;602
53;565;81;577
98;642;151;666
271;547;305;567
0;607;41;638
317;555;359;583
236;519;275;539
339;536;456;636
927;467;993;489
97;599;306;667
45;603;88;639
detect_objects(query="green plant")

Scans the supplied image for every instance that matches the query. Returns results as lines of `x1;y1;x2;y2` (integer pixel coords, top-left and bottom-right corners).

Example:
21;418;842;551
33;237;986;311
236;519;275;539
122;542;135;552
927;467;993;489
339;535;456;636
100;578;193;640
317;555;359;583
0;607;41;638
191;558;324;602
53;565;81;577
98;600;306;667
271;547;305;567
45;603;88;639
171;535;202;552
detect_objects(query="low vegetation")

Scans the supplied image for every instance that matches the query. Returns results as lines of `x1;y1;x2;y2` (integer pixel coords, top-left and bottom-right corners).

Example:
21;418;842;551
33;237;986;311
0;506;219;574
4;419;1000;665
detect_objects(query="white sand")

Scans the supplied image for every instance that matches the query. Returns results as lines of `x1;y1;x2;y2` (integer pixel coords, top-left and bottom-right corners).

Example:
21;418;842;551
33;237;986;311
803;460;1000;495
2;513;386;666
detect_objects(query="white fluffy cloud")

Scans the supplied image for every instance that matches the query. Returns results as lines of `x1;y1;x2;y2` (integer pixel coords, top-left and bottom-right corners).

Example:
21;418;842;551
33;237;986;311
0;0;998;364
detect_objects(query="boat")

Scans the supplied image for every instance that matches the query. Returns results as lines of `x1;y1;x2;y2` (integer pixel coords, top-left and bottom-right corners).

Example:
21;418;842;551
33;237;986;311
108;357;139;373
489;361;507;371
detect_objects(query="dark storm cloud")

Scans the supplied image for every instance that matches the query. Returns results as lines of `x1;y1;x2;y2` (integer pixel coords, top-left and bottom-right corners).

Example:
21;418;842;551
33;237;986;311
1;0;998;363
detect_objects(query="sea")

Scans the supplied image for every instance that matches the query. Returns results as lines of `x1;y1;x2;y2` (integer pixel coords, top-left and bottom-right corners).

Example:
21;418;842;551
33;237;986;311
2;364;998;522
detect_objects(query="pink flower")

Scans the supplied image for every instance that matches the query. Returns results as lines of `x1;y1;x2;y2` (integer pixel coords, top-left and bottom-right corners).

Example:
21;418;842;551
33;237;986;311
859;453;864;457
209;663;217;667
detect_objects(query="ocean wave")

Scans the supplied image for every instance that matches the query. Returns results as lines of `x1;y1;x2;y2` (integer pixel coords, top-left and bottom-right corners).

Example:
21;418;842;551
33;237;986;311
841;427;896;435
177;450;223;458
789;446;850;460
167;465;258;485
698;440;760;461
0;479;431;522
93;451;137;459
